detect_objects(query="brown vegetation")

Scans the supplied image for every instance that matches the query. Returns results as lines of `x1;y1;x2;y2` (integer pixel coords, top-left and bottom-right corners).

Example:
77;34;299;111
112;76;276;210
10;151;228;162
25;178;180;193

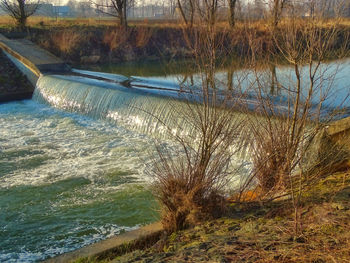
76;171;350;263
1;16;349;65
147;3;350;240
148;8;251;233
228;15;350;237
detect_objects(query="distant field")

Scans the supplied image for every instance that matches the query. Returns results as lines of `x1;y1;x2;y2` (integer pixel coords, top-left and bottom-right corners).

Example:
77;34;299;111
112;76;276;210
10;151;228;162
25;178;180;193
0;15;183;28
1;14;350;31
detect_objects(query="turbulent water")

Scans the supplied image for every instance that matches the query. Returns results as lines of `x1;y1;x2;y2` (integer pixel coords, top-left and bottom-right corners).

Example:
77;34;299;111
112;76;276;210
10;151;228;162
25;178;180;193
0;100;158;262
0;68;223;262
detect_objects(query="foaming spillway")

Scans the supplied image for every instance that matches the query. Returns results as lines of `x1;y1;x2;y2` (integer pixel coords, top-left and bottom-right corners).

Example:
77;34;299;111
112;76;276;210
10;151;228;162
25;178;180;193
33;73;191;137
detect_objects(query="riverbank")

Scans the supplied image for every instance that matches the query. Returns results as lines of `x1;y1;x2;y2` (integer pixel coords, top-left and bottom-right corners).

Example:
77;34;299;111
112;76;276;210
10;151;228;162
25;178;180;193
1;18;350;65
0;50;34;102
72;170;350;263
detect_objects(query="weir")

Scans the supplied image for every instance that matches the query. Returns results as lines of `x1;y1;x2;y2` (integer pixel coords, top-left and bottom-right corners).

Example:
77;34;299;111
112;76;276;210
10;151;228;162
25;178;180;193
34;74;192;137
0;33;196;137
2;33;350;139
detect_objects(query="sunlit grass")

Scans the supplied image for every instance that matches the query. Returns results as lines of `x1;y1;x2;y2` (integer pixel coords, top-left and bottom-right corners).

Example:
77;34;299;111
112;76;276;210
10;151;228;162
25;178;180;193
0;15;184;29
1;15;350;31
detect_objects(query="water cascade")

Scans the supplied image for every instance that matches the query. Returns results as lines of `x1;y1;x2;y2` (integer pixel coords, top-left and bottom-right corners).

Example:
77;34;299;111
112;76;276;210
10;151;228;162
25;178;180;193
34;74;194;138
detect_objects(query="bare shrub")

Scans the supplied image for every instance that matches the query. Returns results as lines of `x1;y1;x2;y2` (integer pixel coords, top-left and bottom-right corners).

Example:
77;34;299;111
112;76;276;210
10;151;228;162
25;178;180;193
146;0;350;236
150;18;246;233
242;13;350;233
150;101;244;232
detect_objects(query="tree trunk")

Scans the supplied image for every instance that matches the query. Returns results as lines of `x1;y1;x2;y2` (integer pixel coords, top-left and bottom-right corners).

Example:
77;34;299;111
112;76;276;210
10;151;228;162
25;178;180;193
229;0;237;27
272;0;286;29
272;0;280;28
177;0;188;25
118;9;124;27
189;0;194;28
18;0;26;30
122;0;128;28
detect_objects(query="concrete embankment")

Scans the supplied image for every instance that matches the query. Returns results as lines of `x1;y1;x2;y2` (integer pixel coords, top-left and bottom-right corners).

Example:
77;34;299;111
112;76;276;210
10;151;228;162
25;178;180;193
0;33;70;102
327;116;350;149
44;222;163;263
0;49;34;103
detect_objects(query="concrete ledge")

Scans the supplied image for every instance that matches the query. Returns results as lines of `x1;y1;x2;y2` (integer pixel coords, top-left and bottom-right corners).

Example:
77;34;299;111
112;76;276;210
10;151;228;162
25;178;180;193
0;34;70;76
327;116;350;136
44;222;163;263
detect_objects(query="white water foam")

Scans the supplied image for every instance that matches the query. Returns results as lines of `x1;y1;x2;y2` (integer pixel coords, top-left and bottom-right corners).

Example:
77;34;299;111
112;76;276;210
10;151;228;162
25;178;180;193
0;100;159;262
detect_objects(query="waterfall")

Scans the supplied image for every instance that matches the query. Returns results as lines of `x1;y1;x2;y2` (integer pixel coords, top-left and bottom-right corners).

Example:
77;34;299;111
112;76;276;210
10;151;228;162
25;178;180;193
33;74;192;137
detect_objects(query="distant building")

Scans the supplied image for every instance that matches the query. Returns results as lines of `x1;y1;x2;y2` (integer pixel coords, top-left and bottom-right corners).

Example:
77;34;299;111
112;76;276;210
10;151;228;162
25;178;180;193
32;4;70;17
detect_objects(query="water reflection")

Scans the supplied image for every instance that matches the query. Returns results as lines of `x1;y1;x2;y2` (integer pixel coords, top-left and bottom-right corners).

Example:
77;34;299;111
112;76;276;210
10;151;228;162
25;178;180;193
269;64;281;96
81;59;198;77
81;58;350;110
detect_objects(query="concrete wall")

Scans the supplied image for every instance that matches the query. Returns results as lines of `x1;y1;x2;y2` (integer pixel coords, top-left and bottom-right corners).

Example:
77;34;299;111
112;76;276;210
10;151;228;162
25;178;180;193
3;50;39;87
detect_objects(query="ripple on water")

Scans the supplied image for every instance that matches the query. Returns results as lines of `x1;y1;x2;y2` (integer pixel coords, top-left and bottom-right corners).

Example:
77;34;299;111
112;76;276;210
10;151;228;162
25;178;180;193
0;100;159;262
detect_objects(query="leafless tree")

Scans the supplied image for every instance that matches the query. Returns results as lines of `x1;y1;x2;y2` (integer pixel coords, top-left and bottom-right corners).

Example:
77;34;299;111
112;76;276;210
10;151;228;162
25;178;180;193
242;13;349;234
195;0;221;27
91;0;128;28
228;0;237;27
252;0;266;19
177;0;195;27
0;0;40;29
66;0;77;16
270;0;287;28
168;0;176;17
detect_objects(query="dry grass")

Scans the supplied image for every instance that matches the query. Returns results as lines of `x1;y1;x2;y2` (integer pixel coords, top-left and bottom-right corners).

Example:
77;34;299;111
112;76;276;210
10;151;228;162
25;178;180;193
135;27;153;48
111;171;350;263
1;14;349;31
102;28;130;52
0;15;183;28
50;30;86;54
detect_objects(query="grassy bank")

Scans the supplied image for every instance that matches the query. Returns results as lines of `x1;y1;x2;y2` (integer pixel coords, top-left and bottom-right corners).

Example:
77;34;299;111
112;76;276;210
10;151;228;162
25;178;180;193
0;49;34;102
73;169;350;263
1;17;350;65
